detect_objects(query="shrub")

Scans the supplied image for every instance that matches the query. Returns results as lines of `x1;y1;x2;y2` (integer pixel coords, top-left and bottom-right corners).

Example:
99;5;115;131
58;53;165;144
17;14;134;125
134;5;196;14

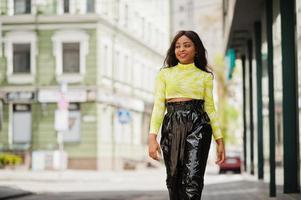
0;153;23;168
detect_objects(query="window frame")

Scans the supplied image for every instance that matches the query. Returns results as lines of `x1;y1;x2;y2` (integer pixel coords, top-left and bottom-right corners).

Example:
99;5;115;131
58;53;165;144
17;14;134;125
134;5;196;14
63;0;70;13
4;31;37;84
52;30;89;83
14;0;31;15
86;0;95;13
8;0;34;15
57;0;76;15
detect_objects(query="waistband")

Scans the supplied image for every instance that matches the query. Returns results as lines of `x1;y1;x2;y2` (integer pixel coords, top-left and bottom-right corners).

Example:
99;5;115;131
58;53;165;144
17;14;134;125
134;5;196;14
166;99;205;113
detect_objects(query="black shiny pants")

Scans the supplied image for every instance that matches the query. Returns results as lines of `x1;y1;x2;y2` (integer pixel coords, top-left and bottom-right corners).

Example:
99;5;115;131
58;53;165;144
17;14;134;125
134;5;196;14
160;99;212;200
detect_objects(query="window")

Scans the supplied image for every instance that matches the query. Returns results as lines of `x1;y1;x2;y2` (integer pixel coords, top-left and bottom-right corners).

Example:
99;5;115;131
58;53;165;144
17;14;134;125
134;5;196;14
146;66;152;91
152;27;157;45
124;4;128;27
134;12;139;31
124;55;130;84
119;54;127;83
86;0;95;13
63;43;80;73
100;106;112;143
142;64;146;90
101;0;108;15
132;112;142;145
223;0;229;16
114;51;121;81
102;44;109;77
52;30;89;83
64;0;69;13
136;63;142;88
141;17;145;38
114;0;120;22
14;0;31;14
4;31;37;84
57;0;76;15
100;41;113;79
13;43;30;73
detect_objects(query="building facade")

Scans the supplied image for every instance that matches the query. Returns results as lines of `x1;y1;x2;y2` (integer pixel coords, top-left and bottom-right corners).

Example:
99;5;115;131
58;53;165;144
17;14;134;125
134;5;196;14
0;0;169;170
170;0;224;61
223;0;300;196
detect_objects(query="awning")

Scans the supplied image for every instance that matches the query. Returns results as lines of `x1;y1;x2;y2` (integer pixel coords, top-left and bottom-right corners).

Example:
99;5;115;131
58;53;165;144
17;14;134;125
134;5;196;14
225;0;264;53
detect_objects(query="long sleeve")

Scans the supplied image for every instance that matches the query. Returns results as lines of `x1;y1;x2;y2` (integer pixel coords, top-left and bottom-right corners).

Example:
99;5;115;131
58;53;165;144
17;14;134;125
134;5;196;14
204;73;223;140
149;69;166;135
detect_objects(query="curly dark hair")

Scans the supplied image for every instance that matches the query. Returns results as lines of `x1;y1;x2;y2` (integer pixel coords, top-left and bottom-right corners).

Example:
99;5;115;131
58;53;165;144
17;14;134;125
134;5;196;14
163;30;212;74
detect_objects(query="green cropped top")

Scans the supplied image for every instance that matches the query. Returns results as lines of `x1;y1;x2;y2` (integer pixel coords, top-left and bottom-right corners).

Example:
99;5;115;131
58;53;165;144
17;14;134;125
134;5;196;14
149;62;223;140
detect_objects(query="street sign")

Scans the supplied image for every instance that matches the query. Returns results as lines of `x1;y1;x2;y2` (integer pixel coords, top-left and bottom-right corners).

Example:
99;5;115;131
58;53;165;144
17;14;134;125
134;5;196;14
58;96;69;110
117;109;131;124
54;109;69;131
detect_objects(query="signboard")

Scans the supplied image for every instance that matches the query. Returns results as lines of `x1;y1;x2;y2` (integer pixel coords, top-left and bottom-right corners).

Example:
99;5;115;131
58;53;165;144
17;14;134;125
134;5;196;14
226;48;236;80
38;89;87;103
5;91;35;102
63;111;81;142
117;108;131;124
54;109;69;132
98;91;144;112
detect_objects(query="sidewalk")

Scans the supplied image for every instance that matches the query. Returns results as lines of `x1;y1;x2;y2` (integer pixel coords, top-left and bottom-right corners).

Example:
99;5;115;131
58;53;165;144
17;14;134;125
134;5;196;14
203;179;301;200
0;166;300;200
0;168;167;192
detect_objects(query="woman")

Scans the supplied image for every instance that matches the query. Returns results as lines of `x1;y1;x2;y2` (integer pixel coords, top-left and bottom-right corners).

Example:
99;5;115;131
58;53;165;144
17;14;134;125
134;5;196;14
148;30;225;200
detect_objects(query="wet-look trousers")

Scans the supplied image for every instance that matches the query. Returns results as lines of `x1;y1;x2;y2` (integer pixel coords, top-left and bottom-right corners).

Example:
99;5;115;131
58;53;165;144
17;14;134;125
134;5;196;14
160;99;212;200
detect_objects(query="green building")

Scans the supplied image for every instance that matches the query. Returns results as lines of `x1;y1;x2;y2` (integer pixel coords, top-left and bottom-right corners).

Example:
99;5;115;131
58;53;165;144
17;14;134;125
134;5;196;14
0;0;169;170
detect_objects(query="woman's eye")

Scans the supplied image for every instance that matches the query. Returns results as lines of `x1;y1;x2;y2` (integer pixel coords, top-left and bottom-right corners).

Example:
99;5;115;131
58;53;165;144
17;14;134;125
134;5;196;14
175;46;180;49
184;44;191;48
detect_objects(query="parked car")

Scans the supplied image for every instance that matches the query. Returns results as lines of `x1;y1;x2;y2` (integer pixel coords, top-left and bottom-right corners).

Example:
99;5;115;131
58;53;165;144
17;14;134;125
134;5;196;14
219;150;241;174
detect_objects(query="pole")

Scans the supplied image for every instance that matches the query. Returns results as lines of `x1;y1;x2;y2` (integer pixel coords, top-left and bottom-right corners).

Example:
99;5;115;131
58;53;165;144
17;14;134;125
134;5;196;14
280;0;300;193
266;0;276;196
254;21;264;180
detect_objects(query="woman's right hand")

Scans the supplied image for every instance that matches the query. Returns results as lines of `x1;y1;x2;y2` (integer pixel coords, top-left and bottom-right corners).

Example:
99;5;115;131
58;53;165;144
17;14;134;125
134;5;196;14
215;138;225;165
148;133;161;161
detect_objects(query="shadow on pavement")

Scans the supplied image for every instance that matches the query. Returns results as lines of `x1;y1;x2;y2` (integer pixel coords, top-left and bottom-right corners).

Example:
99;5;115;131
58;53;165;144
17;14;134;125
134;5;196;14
0;186;33;200
15;190;168;200
203;180;301;200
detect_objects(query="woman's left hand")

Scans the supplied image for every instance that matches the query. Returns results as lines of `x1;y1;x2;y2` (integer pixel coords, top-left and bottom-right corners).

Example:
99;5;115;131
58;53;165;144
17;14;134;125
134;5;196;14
215;138;225;165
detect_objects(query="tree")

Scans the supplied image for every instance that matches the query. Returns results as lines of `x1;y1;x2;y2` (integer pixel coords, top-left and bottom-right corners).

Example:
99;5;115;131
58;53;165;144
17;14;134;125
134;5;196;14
212;54;240;146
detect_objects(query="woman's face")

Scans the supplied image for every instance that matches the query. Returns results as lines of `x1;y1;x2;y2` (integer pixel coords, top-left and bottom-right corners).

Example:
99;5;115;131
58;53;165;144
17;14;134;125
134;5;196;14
175;35;196;64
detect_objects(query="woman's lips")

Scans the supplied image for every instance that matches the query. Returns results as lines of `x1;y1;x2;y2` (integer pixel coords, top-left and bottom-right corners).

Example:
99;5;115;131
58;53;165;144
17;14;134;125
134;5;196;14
178;53;187;59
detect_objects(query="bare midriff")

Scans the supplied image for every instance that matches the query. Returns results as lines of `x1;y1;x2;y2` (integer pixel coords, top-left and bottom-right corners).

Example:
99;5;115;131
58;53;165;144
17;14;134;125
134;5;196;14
166;97;194;103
